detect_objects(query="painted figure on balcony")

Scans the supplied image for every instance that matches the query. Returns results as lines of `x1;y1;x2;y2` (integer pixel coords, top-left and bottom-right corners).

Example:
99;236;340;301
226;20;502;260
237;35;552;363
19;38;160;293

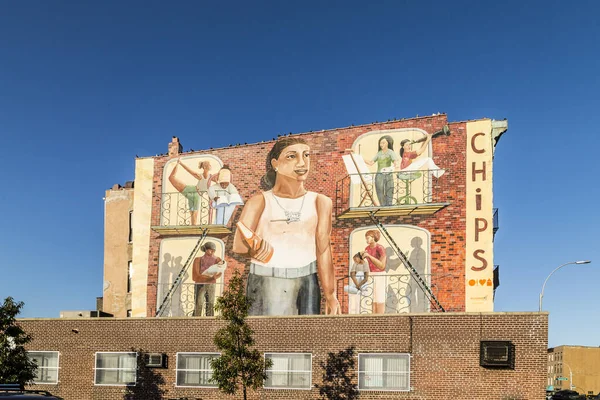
207;166;244;226
399;135;445;178
168;159;214;225
192;241;223;317
365;135;400;206
344;252;370;295
233;137;340;316
362;229;387;314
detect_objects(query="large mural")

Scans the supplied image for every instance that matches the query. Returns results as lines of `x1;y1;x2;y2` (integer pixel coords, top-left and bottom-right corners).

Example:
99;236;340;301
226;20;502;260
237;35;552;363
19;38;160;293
157;128;450;317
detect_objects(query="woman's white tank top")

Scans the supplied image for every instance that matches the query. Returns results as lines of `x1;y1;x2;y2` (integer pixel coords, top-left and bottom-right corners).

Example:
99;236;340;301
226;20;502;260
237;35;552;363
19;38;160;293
252;190;318;269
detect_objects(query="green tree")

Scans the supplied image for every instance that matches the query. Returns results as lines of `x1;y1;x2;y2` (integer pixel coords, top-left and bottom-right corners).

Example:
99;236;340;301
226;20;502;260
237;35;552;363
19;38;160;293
210;270;272;400
316;346;360;400
0;297;37;386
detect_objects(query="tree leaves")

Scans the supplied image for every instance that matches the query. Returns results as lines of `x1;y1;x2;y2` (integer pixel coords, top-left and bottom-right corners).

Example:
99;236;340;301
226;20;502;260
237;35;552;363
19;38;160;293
0;297;37;386
316;346;360;400
210;270;272;400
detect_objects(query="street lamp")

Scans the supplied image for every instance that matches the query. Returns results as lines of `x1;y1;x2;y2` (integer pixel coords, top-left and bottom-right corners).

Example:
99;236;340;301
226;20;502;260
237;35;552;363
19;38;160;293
539;260;591;312
563;362;573;391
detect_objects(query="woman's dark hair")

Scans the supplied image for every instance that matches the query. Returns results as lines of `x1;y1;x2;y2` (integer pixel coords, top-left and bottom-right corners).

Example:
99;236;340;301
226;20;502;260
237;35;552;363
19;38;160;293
377;135;394;152
399;139;411;158
261;137;309;190
353;252;363;261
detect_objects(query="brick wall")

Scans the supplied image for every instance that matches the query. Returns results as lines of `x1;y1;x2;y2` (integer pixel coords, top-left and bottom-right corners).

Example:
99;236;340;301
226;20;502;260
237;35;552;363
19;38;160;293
22;312;547;400
145;115;469;315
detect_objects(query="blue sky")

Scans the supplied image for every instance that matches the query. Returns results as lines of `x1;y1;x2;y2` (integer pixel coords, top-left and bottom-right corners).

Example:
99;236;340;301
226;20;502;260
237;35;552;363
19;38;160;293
0;1;598;347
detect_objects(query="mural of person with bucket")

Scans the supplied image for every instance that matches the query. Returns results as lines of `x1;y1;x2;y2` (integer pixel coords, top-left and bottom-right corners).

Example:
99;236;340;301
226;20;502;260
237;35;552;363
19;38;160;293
233;137;340;316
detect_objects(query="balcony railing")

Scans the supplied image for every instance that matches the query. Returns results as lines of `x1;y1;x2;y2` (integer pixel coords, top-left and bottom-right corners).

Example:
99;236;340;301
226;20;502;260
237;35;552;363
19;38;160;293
336;273;453;314
152;192;232;235
335;169;450;219
155;282;224;317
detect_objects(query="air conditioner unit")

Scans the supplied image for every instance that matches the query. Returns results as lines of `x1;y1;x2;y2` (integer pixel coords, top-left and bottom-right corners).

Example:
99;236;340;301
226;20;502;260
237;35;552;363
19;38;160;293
145;353;166;368
480;341;513;368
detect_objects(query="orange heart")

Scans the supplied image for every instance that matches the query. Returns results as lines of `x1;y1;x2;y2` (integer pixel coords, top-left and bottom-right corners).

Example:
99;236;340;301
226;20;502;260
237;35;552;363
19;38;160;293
479;279;486;286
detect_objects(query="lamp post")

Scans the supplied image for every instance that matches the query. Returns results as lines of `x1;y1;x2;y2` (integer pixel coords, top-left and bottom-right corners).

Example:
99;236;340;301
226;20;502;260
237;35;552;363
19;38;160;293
539;260;591;312
563;362;573;391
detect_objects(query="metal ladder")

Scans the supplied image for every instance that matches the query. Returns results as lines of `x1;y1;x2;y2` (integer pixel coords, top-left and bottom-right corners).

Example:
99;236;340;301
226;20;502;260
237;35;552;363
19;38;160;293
368;211;445;312
155;228;209;317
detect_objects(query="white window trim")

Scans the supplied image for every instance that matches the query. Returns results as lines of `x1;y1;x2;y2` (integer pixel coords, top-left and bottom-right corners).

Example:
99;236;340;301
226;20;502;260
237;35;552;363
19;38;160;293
28;351;60;385
94;352;137;386
263;352;312;390
358;353;411;392
175;352;220;388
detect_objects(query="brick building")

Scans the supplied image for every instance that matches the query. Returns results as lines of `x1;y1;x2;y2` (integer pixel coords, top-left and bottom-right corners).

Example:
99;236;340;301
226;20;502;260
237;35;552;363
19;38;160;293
547;345;600;395
21;114;549;399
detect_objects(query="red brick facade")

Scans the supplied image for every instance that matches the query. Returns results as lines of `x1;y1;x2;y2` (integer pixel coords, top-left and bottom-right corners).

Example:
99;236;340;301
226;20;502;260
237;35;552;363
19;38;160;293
22;312;548;400
147;115;468;315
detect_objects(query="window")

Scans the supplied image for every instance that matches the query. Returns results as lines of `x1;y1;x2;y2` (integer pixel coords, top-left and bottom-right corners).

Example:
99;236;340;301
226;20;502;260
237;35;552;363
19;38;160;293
264;353;312;389
127;261;132;293
95;352;137;385
128;211;133;243
126;309;132;317
176;353;219;387
28;351;59;384
358;353;410;391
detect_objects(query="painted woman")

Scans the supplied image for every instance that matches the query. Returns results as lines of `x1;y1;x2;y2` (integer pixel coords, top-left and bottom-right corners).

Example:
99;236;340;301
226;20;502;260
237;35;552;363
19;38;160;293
362;229;387;314
365;135;400;206
399;134;444;178
232;137;340;316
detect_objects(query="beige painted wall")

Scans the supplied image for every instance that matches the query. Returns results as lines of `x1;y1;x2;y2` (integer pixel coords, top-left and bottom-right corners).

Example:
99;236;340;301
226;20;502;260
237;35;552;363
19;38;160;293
102;188;133;317
130;158;154;317
561;346;600;394
465;120;494;311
